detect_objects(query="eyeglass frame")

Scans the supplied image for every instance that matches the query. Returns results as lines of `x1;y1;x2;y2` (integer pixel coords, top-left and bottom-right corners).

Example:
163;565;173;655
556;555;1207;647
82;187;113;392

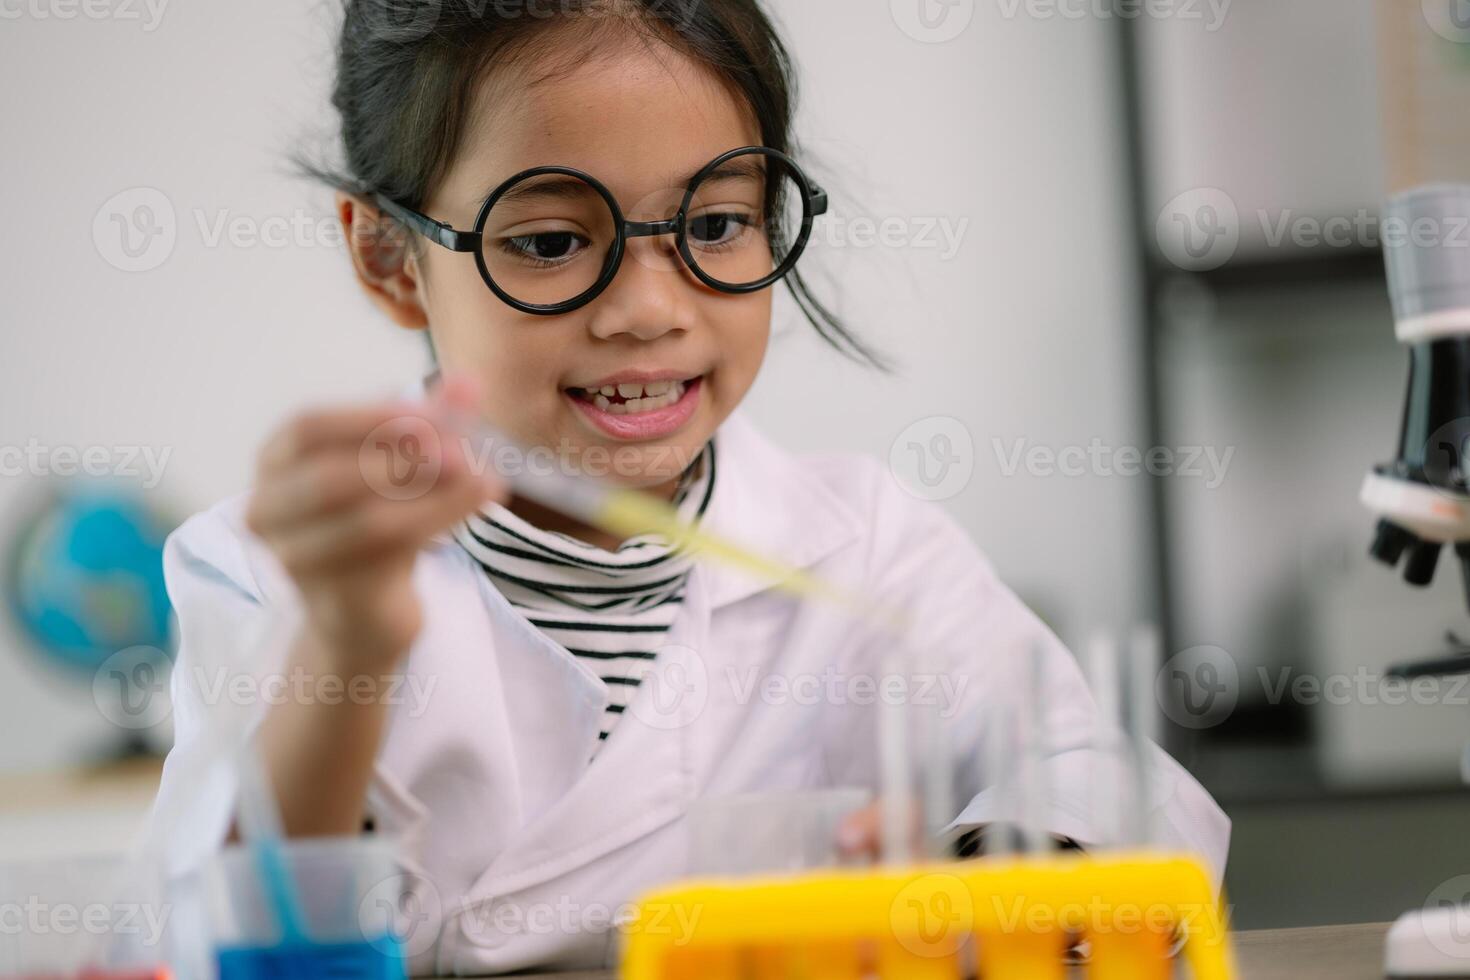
372;145;829;316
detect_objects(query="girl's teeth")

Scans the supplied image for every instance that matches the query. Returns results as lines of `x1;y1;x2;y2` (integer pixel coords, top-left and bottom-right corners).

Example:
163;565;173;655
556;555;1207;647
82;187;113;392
584;379;688;416
600;385;616;397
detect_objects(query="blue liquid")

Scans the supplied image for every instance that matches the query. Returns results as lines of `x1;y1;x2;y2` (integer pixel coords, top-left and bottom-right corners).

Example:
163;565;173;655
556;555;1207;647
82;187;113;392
216;935;405;980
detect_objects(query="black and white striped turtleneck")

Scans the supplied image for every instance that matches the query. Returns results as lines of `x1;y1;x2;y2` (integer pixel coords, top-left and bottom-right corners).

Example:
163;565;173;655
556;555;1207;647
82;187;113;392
453;441;717;744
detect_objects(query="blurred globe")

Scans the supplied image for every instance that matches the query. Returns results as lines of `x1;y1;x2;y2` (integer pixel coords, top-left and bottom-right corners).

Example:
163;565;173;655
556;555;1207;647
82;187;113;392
7;487;175;678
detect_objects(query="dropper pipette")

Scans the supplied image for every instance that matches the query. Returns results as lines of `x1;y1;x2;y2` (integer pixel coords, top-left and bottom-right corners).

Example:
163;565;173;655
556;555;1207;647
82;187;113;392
446;412;911;631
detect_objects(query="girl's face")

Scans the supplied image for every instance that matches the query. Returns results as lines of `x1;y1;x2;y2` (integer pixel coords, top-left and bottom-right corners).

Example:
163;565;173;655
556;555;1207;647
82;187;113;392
407;39;773;495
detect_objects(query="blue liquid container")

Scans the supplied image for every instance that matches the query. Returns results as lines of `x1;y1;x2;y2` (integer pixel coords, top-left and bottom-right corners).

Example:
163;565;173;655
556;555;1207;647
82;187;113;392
204;838;414;980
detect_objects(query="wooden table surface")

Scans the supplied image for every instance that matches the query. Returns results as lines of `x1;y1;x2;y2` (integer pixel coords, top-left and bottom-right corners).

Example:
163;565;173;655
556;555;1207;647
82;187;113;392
1231;921;1390;980
437;921;1394;979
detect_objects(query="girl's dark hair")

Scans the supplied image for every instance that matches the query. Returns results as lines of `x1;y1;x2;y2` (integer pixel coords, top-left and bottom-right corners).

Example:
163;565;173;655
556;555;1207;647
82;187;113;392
296;0;888;370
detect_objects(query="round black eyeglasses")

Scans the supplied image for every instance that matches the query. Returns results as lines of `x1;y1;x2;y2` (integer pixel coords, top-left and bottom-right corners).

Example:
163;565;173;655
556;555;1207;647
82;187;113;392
373;146;828;316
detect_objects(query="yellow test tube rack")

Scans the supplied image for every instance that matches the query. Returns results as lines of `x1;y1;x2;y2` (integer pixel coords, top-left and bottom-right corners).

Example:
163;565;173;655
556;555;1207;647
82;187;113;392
621;851;1235;979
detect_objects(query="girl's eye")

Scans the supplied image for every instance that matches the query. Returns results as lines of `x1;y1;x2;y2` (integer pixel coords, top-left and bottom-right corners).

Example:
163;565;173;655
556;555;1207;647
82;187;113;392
500;230;590;265
688;211;754;249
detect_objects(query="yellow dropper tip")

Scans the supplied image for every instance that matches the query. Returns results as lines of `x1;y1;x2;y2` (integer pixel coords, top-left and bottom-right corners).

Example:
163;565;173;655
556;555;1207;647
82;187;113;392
594;488;912;635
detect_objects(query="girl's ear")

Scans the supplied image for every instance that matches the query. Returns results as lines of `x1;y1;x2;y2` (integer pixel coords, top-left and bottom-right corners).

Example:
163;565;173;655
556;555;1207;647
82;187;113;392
336;191;430;331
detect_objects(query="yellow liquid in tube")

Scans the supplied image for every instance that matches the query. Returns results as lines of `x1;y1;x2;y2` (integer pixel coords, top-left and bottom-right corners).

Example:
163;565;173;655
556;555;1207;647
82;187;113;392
594;486;911;633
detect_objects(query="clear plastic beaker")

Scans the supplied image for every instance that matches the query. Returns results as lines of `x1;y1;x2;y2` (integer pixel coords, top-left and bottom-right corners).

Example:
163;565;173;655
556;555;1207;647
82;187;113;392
687;787;872;877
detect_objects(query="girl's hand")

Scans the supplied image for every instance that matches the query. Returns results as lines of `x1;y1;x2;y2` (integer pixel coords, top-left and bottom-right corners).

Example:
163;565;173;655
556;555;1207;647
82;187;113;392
245;375;507;671
835;801;927;862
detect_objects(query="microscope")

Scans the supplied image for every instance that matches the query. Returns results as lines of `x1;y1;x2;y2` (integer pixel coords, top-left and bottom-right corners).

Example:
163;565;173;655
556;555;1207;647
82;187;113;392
1363;184;1470;612
1360;183;1470;975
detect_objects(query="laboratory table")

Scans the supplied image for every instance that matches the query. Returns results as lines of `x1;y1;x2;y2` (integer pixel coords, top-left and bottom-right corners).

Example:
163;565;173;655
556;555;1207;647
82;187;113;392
438;920;1396;979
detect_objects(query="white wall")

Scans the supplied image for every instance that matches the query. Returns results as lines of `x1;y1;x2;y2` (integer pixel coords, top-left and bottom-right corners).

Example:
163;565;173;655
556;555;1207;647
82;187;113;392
1137;0;1385;255
0;0;1150;773
755;1;1152;640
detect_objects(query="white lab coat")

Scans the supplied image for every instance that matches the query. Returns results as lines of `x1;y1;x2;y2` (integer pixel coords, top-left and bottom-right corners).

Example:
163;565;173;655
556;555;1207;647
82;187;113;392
154;410;1230;976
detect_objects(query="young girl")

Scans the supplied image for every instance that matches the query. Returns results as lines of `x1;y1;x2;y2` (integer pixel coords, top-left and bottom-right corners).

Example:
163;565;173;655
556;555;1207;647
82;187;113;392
157;0;1229;973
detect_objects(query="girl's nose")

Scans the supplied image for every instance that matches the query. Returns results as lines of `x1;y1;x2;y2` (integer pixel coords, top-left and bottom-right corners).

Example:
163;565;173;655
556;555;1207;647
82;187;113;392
584;235;697;342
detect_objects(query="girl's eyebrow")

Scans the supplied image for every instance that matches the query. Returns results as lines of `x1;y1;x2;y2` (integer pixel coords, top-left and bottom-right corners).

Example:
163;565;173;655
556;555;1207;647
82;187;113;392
482;156;769;208
491;176;601;207
683;156;768;186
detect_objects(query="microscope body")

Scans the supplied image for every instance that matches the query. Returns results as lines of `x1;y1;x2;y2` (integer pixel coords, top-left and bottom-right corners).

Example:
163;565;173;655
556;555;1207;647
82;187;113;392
1362;186;1470;612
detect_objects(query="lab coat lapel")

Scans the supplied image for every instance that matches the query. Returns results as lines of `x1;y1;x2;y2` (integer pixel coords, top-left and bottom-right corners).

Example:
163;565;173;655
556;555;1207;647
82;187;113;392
373;544;610;849
465;556;610;821
466;571;709;899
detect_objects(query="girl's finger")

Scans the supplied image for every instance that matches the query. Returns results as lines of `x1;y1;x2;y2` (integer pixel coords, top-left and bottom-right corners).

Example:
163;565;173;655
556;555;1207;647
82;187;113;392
246;454;376;534
257;403;424;475
836;806;882;859
251;413;468;534
354;413;511;506
271;464;491;574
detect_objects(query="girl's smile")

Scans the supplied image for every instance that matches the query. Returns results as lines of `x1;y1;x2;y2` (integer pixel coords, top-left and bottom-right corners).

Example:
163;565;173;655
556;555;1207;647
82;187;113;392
564;371;705;441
